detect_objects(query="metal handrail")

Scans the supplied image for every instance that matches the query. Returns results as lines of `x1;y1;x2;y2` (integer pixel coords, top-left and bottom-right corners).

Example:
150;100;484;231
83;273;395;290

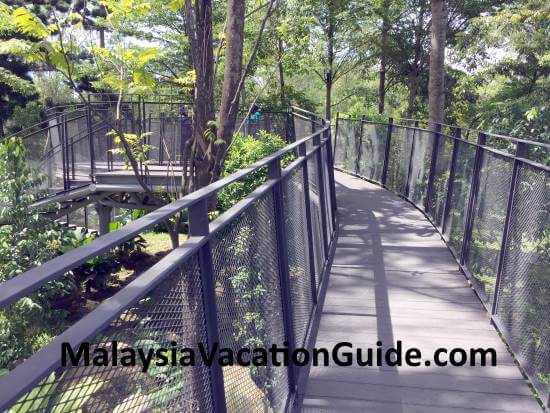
0;108;336;412
337;114;550;149
393;116;550;149
338;116;550;170
334;115;549;408
0;122;329;309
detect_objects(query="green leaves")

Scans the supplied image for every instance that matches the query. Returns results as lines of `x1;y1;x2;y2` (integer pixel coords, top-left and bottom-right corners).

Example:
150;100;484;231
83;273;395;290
0;67;34;96
11;6;50;39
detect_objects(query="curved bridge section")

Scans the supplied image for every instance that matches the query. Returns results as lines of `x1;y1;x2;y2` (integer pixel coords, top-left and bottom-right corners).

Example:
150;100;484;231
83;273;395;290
0;110;547;412
299;171;542;412
327;116;549;411
0;109;337;413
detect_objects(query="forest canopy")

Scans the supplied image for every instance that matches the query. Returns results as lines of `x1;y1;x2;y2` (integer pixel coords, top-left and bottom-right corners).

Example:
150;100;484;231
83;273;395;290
0;0;547;144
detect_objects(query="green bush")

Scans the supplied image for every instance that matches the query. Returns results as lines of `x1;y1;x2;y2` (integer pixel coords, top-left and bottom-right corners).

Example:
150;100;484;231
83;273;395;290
0;137;72;370
218;130;291;211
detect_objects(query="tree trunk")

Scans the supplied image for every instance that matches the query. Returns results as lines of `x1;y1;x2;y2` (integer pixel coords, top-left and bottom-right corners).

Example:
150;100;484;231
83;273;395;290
184;0;216;192
215;0;246;177
378;12;389;114
99;28;105;48
0;116;4;139
325;18;334;121
277;36;286;103
407;10;424;117
406;73;418;118
428;0;448;127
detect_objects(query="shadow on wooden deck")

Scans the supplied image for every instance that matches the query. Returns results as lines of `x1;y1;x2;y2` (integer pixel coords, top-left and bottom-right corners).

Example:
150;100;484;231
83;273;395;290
295;171;541;413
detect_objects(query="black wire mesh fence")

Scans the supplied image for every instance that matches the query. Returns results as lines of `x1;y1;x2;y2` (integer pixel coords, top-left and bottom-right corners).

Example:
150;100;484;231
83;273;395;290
334;115;550;407
0;109;337;413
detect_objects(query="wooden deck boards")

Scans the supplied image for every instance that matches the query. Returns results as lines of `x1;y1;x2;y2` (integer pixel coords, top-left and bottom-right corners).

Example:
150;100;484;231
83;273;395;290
297;171;541;412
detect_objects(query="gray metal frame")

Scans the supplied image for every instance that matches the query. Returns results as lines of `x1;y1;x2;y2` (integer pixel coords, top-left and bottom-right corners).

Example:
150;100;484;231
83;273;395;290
0;109;338;412
334;115;550;409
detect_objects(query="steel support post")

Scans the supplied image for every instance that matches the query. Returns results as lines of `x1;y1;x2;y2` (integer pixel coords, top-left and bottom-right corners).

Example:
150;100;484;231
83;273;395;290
324;126;338;231
313;134;329;257
268;158;298;391
333;112;340;157
441;128;461;235
460;132;486;266
405;121;419;198
188;199;227;413
425;123;442;213
298;143;319;304
355;116;365;175
70;138;75;181
96;204;112;235
491;142;527;315
159;112;164;164
381;117;394;186
86;104;95;179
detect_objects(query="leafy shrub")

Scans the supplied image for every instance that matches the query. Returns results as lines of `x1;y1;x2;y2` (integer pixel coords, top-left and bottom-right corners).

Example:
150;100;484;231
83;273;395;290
218;130;291;211
0;137;71;370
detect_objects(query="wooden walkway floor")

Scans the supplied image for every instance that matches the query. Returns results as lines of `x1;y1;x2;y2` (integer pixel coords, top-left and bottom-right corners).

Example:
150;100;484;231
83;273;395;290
298;171;541;413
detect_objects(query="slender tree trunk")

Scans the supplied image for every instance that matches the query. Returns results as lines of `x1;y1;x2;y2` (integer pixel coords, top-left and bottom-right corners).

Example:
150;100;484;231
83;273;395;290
184;0;216;191
0;117;4;139
215;0;246;169
378;9;389;114
325;18;334;121
99;28;105;48
406;73;418;118
428;0;448;127
277;37;286;103
407;10;424;117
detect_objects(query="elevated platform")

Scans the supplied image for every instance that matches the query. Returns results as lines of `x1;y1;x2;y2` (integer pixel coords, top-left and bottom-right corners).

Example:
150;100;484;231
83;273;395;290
298;171;541;412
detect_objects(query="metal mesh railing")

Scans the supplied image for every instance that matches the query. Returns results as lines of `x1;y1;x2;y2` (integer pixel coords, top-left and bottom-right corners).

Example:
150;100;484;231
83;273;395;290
8;256;212;413
0;108;337;413
334;115;550;407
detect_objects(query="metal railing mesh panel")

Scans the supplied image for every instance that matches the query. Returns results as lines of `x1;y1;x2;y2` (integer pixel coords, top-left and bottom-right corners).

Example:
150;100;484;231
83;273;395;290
334;117;549;404
444;141;476;257
322;145;334;236
9;256;213;413
358;122;387;182
466;153;513;304
429;135;453;227
211;192;289;412
496;163;549;402
308;155;326;287
334;119;358;172
386;126;413;194
283;168;314;349
407;129;433;207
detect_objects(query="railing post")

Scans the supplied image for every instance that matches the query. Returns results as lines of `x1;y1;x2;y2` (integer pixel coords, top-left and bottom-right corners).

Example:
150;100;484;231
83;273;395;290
324;125;338;232
188;200;227;413
381;117;393;186
441;128;461;234
86;104;95;180
268;158;298;391
355;116;365;175
425;123;442;213
460;132;486;266
159;112;164;165
70;137;75;181
59;113;68;190
313;134;329;257
405;121;419;198
298;143;319;304
333;112;340;156
491;142;526;315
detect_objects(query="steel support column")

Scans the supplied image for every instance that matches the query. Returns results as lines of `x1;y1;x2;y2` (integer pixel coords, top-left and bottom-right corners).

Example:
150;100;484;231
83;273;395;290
188;199;227;413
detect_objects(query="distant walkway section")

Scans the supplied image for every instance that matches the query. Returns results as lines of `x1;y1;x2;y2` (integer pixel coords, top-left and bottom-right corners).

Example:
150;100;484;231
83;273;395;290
298;171;541;412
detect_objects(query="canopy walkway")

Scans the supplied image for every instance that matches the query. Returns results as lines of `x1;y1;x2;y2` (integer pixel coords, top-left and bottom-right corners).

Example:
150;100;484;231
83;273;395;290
0;109;548;412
